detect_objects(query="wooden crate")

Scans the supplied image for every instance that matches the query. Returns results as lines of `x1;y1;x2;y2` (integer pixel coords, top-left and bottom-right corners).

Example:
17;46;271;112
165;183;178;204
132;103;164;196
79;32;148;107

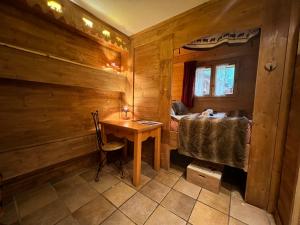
187;162;223;194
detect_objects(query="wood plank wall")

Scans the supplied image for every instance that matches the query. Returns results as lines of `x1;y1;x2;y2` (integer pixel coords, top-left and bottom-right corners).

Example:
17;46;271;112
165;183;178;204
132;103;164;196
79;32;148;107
276;56;300;225
0;2;128;198
279;56;300;225
245;0;298;210
172;37;259;117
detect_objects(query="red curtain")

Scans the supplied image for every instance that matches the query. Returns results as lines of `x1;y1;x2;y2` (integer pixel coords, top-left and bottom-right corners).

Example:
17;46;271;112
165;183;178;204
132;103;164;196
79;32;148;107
181;61;197;107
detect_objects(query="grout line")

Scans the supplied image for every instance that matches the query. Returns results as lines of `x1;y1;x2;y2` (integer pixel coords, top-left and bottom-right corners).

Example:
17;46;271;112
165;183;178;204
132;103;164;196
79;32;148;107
186;186;202;224
153;174;193;222
142;178;175;225
99;209;137;225
228;185;232;225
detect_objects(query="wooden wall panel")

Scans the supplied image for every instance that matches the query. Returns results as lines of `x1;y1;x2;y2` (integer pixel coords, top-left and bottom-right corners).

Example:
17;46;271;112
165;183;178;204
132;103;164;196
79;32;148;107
0;79;120;152
0;134;97;180
134;42;160;120
0;79;121;181
0;1;125;194
276;56;300;225
171;63;184;101
172;38;259;116
0;3;121;70
245;0;295;209
0;46;126;92
268;0;300;213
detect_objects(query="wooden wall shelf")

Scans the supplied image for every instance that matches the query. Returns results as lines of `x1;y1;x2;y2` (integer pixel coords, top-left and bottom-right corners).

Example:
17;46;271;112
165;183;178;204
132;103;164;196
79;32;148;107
0;42;127;92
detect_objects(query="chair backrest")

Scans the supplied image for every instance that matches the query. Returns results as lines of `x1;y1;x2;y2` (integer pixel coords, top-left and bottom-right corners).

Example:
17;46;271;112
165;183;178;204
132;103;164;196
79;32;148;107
91;110;103;149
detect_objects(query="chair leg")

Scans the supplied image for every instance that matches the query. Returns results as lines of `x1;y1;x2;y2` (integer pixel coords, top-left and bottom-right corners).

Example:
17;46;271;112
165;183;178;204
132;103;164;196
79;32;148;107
95;163;102;182
119;158;125;179
95;152;107;182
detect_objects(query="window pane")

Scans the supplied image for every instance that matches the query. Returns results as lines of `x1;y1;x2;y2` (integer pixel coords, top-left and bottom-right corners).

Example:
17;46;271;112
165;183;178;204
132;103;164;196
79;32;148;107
215;64;235;96
194;67;211;96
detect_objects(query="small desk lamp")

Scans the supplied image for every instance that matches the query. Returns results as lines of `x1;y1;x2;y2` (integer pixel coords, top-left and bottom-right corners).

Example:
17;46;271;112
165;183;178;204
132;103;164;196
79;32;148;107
122;105;130;120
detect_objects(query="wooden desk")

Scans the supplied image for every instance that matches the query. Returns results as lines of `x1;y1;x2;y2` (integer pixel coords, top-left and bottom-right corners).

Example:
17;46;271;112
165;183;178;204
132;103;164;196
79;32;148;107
99;120;163;186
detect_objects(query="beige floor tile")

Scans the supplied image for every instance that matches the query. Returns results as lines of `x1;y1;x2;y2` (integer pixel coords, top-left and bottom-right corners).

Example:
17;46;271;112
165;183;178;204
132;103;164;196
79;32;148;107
53;176;99;212
101;210;135;225
169;164;185;177
173;177;201;199
91;174;120;193
15;183;58;218
119;172;151;190
21;200;70;225
198;187;230;214
140;180;171;203
0;201;18;225
102;163;123;176
229;217;247;225
79;168;97;182
120;192;157;225
189;202;228;225
161;189;196;220
56;216;80;225
230;197;269;225
231;185;244;201
72;195;115;225
145;206;186;225
103;182;136;207
155;169;180;187
142;161;158;178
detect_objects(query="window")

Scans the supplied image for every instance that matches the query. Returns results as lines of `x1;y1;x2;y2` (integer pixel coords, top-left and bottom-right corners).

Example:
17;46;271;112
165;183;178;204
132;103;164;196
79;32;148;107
195;67;211;96
194;63;236;97
215;64;235;96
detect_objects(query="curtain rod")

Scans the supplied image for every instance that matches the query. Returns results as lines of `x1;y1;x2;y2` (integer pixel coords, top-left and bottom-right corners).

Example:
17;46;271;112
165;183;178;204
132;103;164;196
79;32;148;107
0;41;124;76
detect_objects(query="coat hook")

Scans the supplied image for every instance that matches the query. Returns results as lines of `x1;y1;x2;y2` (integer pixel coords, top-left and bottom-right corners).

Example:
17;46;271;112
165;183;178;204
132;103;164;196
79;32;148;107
265;61;277;72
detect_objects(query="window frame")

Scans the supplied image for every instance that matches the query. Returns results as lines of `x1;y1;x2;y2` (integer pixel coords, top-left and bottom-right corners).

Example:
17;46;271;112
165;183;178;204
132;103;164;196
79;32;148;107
194;59;239;98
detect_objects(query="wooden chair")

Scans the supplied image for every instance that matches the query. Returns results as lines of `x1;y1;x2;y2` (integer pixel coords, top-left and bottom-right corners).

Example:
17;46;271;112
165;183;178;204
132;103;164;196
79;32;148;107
91;111;125;182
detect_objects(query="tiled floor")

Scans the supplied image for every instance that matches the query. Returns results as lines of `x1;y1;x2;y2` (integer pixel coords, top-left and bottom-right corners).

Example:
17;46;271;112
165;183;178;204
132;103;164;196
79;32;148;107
0;161;275;225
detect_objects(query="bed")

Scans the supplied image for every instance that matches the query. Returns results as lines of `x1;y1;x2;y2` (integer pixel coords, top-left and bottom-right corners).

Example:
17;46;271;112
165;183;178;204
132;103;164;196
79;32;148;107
169;103;252;172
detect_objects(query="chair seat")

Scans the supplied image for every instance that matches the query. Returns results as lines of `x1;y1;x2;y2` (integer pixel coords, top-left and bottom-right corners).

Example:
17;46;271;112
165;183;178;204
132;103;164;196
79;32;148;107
101;141;125;151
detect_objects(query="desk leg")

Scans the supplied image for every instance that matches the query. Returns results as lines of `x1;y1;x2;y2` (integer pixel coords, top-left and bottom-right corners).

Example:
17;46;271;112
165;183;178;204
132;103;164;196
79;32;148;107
154;127;161;171
133;132;142;187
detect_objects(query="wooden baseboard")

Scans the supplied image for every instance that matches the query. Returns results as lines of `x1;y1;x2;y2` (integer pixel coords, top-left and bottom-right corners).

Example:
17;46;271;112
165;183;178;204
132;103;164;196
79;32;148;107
1;152;98;203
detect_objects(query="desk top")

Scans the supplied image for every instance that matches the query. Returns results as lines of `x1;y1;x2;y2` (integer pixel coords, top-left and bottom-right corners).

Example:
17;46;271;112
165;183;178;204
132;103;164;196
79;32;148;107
99;120;163;132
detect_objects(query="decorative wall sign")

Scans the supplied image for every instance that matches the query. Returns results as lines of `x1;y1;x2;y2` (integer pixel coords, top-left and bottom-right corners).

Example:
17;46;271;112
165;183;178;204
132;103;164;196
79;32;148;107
184;28;260;50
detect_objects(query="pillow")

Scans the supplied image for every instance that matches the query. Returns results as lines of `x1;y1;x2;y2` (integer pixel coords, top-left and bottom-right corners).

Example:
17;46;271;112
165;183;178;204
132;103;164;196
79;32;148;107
172;101;189;115
170;107;176;116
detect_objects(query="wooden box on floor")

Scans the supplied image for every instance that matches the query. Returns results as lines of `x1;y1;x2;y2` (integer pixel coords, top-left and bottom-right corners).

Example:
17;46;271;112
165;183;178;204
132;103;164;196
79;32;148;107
186;162;223;194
